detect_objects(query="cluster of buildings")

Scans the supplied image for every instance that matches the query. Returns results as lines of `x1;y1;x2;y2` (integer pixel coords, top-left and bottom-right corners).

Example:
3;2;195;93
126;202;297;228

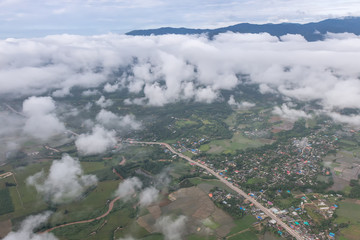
182;123;342;238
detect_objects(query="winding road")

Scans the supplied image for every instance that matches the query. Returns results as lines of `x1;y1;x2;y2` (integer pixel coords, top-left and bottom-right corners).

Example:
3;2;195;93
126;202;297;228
42;196;121;233
129;141;303;240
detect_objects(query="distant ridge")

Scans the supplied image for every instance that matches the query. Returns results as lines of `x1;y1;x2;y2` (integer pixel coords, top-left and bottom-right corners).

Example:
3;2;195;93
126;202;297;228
126;17;360;41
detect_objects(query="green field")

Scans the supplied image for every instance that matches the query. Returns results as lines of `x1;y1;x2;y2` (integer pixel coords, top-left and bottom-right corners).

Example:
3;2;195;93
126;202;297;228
189;177;237;194
187;234;216;240
202;218;220;230
175;119;198;128
228;230;258;240
228;215;256;236
247;178;266;185
208;132;267;154
339;224;360;240
199;144;210;152
0;162;50;221
335;200;360;224
50;179;121;226
81;161;107;174
0;188;14;215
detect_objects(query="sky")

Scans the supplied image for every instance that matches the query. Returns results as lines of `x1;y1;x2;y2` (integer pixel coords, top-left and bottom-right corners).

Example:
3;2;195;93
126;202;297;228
1;0;360;38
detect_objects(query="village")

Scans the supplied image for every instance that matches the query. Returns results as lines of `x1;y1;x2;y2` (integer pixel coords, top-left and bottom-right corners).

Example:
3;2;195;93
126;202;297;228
164;121;346;239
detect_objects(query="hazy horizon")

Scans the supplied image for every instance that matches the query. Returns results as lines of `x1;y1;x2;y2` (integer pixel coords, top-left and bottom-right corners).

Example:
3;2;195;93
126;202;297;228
1;0;360;38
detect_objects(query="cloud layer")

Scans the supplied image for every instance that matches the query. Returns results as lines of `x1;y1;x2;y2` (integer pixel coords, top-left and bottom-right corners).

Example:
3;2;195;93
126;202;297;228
27;154;98;203
0;32;359;125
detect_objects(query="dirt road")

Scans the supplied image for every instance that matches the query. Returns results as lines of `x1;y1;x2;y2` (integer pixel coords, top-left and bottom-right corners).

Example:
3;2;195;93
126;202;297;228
42;196;121;233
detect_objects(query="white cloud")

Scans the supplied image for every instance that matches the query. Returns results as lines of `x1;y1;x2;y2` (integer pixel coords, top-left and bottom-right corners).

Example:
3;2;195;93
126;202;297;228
103;82;119;92
27;154;98;203
3;212;58;240
273;104;311;121
96;96;114;108
0;33;359;124
75;125;116;155
82;89;100;96
155;215;187;240
228;95;255;109
96;109;141;130
328;112;360;127
280;34;307;42
22;96;66;140
194;87;218;103
139;187;159;207
114;177;142;200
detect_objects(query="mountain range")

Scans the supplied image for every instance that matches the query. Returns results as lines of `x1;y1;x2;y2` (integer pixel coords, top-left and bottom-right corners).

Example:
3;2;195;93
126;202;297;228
126;17;360;41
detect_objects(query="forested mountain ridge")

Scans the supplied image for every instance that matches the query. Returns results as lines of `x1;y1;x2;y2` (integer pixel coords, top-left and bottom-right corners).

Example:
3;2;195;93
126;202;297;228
126;17;360;41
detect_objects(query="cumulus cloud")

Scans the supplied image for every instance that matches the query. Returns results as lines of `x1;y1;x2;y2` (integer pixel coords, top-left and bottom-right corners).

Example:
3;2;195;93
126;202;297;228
139;187;159;207
115;177;143;200
96;109;141;130
3;212;57;240
328;112;360;127
273;104;311;121
96;96;114;108
155;215;187;240
82;89;100;96
103;82;119;93
27;154;98;203
22;96;66;140
228;95;255;109
75;125;116;155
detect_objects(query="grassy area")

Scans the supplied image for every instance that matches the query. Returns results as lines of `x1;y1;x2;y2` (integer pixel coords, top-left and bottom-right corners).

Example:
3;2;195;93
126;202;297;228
189;178;237;194
202;218;220;230
224;112;238;128
335;200;360;224
208;132;266;154
0;188;14;215
228;230;258;240
340;224;360;240
247;178;265;185
304;206;323;224
199;144;210;152
116;221;151;239
175;119;198;128
228;215;256;235
344;186;352;195
51;179;121;225
187;235;216;240
81;161;107;174
0;162;50;221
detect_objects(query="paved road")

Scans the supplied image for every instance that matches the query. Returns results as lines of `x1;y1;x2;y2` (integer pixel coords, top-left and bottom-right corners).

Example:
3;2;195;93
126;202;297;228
42;196;121;233
129;141;303;240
